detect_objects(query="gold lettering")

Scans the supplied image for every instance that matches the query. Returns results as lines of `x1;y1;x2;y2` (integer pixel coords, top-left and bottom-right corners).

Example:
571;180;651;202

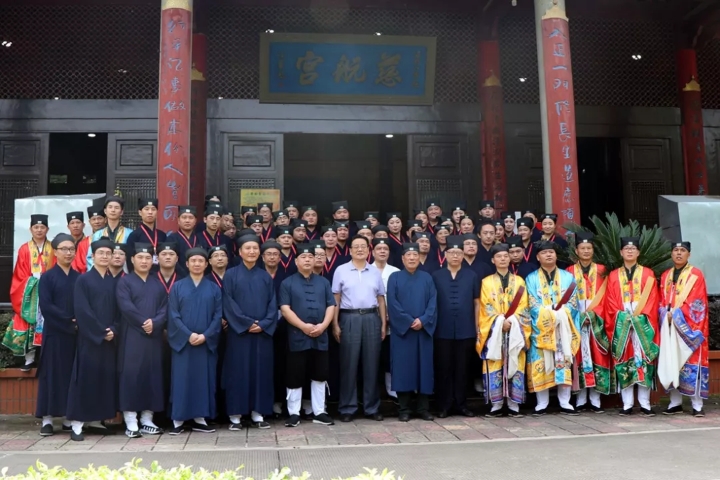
375;53;402;87
296;51;324;85
332;55;366;83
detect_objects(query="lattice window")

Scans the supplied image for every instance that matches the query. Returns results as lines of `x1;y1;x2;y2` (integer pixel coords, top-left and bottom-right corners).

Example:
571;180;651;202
0;5;159;99
415;178;461;211
527;178;545;213
499;16;677;107
698;40;720;109
0;178;39;256
115;177;157;230
208;6;477;103
628;180;664;226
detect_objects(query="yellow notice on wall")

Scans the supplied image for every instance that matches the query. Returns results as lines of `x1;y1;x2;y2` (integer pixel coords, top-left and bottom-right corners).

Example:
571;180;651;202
239;189;281;210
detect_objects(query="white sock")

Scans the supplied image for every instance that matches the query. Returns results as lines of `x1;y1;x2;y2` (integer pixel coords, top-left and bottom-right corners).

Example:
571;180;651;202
507;400;520;413
229;415;241;425
42;416;53;427
173;420;185;428
286;388;302;416
637;385;651;410
24;351;35;365
491;402;504;412
535;390;550;410
311;380;327;416
691;393;704;411
71;420;83;435
123;411;138;431
557;385;573;409
589;389;602;408
273;402;282;415
385;372;397;398
474;378;484;392
621;386;635;410
193;417;207;425
302;399;313;415
140;410;157;428
62;418;71;427
251;411;263;423
576;388;588;407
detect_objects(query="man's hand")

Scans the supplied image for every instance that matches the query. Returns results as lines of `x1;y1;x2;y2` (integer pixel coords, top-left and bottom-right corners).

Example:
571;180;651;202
189;333;201;345
249;323;262;334
196;334;206;345
142;319;153;334
302;323;315;336
502;318;512;332
381;322;387;340
410;318;422;331
222;319;228;331
333;325;341;343
104;328;114;341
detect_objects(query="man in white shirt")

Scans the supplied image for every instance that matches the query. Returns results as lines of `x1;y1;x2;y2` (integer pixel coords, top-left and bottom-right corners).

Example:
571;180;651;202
372;238;400;400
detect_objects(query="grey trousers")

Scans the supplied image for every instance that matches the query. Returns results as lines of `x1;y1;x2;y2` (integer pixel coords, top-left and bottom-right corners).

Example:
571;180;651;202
338;312;382;415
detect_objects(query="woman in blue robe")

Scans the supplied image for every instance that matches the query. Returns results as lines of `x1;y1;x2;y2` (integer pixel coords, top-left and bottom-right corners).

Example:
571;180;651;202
36;234;80;435
167;247;223;434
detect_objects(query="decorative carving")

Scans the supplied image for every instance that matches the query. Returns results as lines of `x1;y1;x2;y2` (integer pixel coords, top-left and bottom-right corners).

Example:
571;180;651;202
541;4;568;21
161;0;192;11
682;77;701;92
482;72;502;88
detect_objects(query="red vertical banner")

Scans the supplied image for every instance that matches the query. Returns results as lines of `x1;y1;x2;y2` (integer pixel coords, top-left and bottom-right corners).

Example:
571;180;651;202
540;15;581;226
157;0;193;232
677;49;708;195
190;33;208;212
478;40;508;211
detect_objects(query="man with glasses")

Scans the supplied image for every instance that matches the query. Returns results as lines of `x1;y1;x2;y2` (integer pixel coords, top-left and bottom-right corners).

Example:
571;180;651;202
332;235;387;422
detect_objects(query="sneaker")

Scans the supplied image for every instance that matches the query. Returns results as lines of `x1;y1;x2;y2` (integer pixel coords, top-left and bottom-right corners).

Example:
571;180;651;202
663;405;683;415
532;408;547;417
140;425;163;435
590;405;605;414
507;410;525;418
125;429;142;439
168;425;185;435
313;413;334;426
618;408;633;416
228;422;243;431
191;422;216;433
485;409;504;418
285;415;301;427
693;409;705;417
40;424;54;436
250;420;271;429
640;408;656;417
560;407;580;416
70;430;84;442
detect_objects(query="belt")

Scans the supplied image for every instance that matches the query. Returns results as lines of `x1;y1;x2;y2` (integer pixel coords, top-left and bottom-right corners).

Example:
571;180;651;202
340;308;378;315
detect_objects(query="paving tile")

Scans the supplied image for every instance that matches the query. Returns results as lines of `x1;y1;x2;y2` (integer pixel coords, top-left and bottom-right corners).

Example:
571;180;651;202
395;432;429;443
306;434;339;446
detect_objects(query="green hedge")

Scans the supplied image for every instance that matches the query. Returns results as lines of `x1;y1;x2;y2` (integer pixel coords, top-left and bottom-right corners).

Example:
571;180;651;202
0;460;401;480
0;311;16;368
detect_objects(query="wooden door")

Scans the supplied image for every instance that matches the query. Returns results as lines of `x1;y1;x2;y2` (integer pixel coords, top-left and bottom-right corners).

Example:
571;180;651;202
407;135;469;216
222;133;284;211
621;138;672;226
106;133;158;229
504;135;543;213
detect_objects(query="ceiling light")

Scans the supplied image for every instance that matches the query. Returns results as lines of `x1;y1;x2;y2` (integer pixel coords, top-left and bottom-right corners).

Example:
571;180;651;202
117;69;128;74
87;133;96;138
218;96;224;100
519;77;527;82
6;42;11;47
385;134;394;138
1;41;6;46
631;54;642;60
375;32;382;36
53;97;59;100
265;29;274;33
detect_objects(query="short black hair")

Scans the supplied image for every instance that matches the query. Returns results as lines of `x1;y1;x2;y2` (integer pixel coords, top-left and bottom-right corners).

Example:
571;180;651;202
349;235;370;247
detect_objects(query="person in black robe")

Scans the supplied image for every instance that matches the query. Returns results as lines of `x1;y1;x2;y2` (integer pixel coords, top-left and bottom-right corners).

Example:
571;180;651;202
262;241;287;418
222;235;278;430
507;236;538;279
386;212;408;269
168;247;223;434
476;220;496;266
166;206;199;277
206;245;229;422
414;232;440;274
198;205;234;267
116;243;168;437
461;234;494;278
302;206;320;241
125;198;167;273
334;222;351;259
66;238;120;441
516;217;539;266
109;243;129;278
36;233;80;436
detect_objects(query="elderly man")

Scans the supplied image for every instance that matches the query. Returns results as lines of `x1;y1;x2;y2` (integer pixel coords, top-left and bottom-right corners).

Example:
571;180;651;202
372;238;400;400
525;241;580;416
332;235;387;422
605;237;659;416
387;243;437;422
658;242;709;417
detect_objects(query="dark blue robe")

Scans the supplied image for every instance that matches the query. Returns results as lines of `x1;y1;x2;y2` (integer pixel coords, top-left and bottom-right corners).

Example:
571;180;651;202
417;251;441;275
116;273;168;412
510;261;538;279
168;277;223;421
279;250;297;277
126;225;167;273
388;234;408;269
477;245;494;266
66;267;119;422
462;257;494;279
165;231;199;277
204;270;226;419
522;241;540;266
387;269;437;394
432;268;479;340
222;263;277;416
305;227;320;242
198;229;235;265
36;265;79;418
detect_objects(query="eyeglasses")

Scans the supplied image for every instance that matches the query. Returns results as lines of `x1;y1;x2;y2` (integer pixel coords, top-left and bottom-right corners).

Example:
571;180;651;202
315;253;327;258
57;247;76;254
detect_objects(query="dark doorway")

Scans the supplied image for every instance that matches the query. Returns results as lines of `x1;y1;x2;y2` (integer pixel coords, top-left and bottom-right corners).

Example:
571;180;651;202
284;134;408;222
576;137;624;228
48;133;108;195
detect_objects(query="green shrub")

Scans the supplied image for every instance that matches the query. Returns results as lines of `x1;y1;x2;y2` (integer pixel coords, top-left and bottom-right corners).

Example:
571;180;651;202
0;459;402;480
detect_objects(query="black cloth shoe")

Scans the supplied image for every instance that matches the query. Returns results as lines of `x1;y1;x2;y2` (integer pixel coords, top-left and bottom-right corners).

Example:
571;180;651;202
640;407;656;417
20;361;36;372
168;425;185;435
285;415;300;427
458;408;475;418
70;430;84;442
339;414;353;423
313;413;334;426
485;409;504;418
618;408;633;416
693;409;705;417
125;429;142;439
532;408;547;417
61;424;72;432
228;422;243;431
40;424;53;436
663;405;683;415
365;412;384;421
590;405;605;414
560;407;580;416
191;421;216;433
507;410;525;418
419;412;434;421
250;420;271;429
574;403;589;411
436;410;449;419
140;425;163;435
398;413;411;422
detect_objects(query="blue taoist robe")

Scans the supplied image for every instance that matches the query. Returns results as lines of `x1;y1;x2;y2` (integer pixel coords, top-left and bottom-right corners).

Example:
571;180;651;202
168;277;223;421
36;265;80;418
66;267;120;422
222;263;278;416
165;231;198;277
387;269;438;394
115;272;168;413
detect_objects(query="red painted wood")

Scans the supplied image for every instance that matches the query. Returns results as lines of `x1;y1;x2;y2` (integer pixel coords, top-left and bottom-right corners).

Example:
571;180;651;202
191;33;208;213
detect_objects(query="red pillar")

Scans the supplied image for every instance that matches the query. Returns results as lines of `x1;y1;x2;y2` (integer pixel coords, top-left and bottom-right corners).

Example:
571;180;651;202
157;0;193;232
478;39;508;211
677;49;709;195
536;2;581;226
190;33;208;212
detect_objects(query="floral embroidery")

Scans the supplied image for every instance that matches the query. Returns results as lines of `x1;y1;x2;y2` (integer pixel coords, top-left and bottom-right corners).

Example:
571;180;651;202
690;299;705;324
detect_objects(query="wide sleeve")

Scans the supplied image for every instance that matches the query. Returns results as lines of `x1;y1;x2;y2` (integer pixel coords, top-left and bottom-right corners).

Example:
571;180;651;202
387;273;415;337
167;284;192;353
515;278;532;348
201;285;223;353
10;244;31;315
257;275;278;335
525;273;542;321
419;276;438;336
38;273;75;335
222;271;257;334
86;230;101;270
151;282;169;330
639;271;660;334
477;278;500;353
603;271;622;341
115;277;148;329
73;276;107;345
72;239;88;273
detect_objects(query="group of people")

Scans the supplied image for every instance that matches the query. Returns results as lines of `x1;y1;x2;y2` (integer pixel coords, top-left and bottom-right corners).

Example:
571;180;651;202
4;194;709;441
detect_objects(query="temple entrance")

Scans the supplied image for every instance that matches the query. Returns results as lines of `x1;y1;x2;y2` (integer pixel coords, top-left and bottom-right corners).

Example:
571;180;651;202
577;137;625;227
284;134;409;222
48;133;108;196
